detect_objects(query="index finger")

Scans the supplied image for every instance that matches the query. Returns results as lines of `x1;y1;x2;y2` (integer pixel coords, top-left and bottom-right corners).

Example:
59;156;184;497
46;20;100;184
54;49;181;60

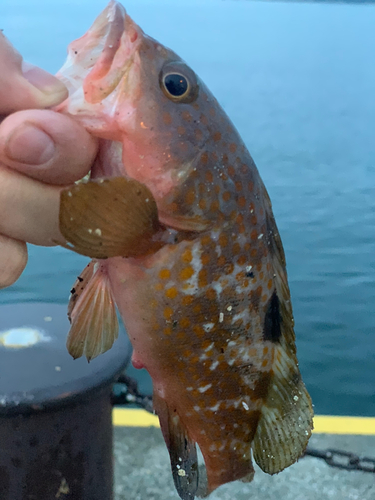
0;32;68;114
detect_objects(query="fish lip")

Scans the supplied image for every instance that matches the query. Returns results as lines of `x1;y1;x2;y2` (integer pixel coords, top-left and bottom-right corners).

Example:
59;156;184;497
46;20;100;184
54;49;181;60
56;1;140;108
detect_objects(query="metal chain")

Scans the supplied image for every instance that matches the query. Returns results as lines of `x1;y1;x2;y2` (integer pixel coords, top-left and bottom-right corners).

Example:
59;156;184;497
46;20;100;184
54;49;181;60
112;375;375;474
112;373;153;413
304;448;375;473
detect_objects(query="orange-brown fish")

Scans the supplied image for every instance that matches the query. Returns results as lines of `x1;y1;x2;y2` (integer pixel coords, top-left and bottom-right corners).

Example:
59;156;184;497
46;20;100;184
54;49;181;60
56;2;313;498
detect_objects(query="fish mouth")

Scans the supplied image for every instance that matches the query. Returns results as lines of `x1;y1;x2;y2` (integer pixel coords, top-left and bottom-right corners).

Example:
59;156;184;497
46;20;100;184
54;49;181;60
56;1;141;109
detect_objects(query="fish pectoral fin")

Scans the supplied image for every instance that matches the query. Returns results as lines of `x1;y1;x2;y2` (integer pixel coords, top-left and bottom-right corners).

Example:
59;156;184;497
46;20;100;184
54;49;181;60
59;177;162;259
159;212;211;234
67;261;119;361
252;342;313;474
153;392;199;500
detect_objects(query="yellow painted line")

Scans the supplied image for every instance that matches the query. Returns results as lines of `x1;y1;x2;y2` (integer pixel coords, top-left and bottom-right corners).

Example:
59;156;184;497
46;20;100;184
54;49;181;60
113;408;159;428
113;409;375;435
313;415;375;435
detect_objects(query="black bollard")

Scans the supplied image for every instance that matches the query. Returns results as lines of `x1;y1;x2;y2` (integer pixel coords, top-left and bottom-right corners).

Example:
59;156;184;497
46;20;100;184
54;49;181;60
0;303;132;500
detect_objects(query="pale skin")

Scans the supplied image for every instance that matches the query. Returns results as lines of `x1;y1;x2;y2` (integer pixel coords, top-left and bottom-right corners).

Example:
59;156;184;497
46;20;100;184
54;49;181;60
0;33;99;288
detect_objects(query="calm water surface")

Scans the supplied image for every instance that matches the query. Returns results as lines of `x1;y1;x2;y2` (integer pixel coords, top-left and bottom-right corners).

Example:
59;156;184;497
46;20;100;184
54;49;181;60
1;0;374;416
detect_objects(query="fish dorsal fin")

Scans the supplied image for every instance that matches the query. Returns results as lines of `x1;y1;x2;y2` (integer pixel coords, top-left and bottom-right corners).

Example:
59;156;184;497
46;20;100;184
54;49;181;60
153;392;199;500
252;196;313;474
67;260;119;361
59;177;162;259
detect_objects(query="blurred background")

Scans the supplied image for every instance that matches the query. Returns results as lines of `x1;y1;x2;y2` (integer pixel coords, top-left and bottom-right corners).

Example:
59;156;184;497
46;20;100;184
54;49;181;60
1;0;374;417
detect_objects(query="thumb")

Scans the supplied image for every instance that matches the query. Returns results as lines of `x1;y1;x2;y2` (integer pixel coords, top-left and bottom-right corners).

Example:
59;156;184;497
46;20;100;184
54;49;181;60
0;33;68;114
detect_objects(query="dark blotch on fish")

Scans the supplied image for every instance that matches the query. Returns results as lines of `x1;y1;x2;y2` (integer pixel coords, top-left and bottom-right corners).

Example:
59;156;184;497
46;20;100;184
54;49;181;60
263;291;282;343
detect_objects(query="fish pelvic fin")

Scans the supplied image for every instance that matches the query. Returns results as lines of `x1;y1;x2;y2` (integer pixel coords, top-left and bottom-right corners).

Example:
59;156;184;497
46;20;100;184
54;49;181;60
67;260;119;361
59;177;163;259
153;392;199;500
253;197;313;474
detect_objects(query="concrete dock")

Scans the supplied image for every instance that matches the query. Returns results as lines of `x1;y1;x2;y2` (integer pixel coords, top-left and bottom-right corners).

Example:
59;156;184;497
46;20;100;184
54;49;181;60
113;411;375;500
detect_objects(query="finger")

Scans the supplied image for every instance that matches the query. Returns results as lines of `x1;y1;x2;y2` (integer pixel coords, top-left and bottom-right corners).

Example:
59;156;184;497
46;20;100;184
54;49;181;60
0;166;64;246
0;32;67;113
0;234;28;289
0;110;98;185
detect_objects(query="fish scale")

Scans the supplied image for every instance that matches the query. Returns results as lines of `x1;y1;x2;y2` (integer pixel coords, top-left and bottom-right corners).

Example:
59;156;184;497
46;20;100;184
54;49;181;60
56;2;313;498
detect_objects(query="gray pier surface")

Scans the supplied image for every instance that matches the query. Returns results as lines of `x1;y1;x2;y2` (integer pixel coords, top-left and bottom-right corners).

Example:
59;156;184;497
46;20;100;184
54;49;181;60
114;427;375;500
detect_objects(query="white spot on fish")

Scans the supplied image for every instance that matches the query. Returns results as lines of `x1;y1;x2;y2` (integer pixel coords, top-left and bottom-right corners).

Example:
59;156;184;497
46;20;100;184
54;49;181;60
177;469;186;477
186;387;193;391
193;405;200;412
209;402;220;412
232;310;250;325
212;281;223;296
88;229;93;234
68;191;72;197
94;228;102;236
198;384;212;393
181;243;202;294
294;395;299;401
227;305;232;312
219;312;224;323
204;342;214;352
210;360;219;371
203;323;215;333
246;265;253;273
242;401;250;411
258;233;264;239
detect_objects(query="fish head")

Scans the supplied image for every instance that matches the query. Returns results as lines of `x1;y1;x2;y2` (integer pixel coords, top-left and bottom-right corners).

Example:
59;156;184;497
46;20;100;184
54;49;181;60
57;0;213;202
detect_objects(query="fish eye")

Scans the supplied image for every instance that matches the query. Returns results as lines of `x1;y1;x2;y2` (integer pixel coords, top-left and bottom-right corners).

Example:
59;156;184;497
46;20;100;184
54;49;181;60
160;62;199;103
163;73;189;97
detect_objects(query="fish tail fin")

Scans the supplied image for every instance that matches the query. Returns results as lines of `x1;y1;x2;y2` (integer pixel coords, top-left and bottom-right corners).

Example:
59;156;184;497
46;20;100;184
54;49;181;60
253;202;313;473
153;392;199;500
67;260;119;361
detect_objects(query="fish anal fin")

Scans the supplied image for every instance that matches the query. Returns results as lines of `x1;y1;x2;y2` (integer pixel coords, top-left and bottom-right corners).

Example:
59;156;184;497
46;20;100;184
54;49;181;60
67;261;119;361
60;177;163;259
153;392;198;500
253;343;313;474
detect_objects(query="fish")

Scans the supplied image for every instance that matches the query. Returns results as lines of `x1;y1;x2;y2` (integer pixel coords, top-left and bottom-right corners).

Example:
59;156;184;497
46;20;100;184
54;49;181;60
56;2;313;498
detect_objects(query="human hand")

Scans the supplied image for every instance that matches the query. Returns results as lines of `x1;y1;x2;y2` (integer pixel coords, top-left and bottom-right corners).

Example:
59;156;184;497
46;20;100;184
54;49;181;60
0;32;99;288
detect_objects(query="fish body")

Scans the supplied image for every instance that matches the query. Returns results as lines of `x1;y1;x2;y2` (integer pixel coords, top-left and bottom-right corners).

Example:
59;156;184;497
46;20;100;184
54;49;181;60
57;2;313;497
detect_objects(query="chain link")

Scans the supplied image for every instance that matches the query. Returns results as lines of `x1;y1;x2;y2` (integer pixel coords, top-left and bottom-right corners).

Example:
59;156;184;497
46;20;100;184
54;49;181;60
112;375;375;474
